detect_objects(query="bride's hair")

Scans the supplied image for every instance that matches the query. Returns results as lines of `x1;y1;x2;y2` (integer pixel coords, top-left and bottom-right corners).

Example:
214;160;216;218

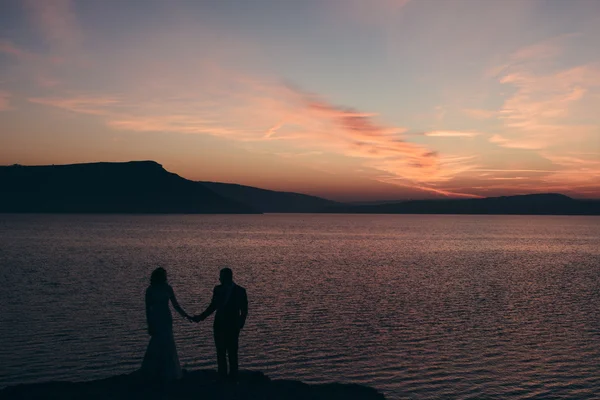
150;267;167;285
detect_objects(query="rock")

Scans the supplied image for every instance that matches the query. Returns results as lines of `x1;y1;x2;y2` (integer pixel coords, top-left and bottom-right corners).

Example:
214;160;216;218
0;370;386;399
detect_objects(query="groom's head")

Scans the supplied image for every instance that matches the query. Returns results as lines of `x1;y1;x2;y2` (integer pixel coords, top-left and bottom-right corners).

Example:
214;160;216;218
220;267;233;285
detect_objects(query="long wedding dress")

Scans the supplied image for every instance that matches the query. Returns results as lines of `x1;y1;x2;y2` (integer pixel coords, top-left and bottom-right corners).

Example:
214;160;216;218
141;283;182;381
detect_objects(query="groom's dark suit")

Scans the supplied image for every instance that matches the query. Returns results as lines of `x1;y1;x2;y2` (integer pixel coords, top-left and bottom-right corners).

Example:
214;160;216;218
199;283;248;378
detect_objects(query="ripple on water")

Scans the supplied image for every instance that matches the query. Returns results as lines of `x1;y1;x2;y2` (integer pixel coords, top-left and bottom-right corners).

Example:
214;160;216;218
1;214;600;399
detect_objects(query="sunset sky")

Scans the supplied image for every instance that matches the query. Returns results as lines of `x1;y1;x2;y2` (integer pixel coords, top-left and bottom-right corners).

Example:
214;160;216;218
1;0;599;201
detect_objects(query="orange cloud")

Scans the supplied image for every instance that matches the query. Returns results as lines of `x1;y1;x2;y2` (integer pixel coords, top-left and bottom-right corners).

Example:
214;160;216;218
540;153;600;188
29;72;480;196
370;154;479;185
372;178;483;198
107;116;237;137
3;2;598;199
474;168;556;174
461;152;600;198
425;130;481;137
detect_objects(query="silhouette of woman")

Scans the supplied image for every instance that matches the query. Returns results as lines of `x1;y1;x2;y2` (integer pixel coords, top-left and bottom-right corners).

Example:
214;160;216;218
141;267;191;381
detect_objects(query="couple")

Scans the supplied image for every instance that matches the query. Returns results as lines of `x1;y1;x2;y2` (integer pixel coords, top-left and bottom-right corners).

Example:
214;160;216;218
141;267;248;382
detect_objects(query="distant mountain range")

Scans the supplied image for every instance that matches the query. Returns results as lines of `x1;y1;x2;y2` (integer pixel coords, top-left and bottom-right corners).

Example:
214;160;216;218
0;161;256;214
200;181;340;213
0;161;337;214
0;161;598;215
322;193;600;215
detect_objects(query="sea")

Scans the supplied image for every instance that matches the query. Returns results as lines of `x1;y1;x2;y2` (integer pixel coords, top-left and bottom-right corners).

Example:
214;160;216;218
1;214;599;399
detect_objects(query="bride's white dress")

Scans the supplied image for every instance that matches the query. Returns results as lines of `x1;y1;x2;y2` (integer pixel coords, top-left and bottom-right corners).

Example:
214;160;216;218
141;283;182;380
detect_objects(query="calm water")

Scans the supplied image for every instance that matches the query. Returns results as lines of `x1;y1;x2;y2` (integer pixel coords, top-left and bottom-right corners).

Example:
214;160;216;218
1;214;599;399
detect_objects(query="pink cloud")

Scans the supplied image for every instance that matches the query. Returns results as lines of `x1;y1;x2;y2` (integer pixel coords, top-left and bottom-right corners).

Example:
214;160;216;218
36;75;61;88
0;38;64;91
28;96;119;115
510;34;575;61
24;0;82;51
0;1;84;96
0;91;11;111
264;121;286;139
486;33;578;79
490;177;529;181
489;134;547;150
463;108;496;119
0;39;36;61
489;36;600;151
332;0;411;25
425;130;481;138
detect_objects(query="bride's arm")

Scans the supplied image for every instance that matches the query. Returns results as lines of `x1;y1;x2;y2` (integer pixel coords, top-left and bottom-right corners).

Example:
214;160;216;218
145;288;154;335
169;286;191;320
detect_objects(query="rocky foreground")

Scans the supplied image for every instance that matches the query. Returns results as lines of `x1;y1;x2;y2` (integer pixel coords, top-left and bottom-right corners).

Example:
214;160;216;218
0;370;386;399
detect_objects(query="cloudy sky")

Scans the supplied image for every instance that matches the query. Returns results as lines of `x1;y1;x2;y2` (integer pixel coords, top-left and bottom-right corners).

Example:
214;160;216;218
1;0;599;201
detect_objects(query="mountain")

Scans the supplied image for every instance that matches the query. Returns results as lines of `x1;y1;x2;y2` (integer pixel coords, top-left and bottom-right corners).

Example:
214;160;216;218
321;193;600;215
200;181;340;213
2;162;597;216
0;161;257;214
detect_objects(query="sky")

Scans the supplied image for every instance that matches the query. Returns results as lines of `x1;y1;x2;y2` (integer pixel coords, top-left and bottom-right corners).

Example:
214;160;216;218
1;0;599;202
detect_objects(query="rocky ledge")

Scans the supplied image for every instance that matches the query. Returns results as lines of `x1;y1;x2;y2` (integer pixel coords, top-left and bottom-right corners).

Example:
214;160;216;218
0;369;386;399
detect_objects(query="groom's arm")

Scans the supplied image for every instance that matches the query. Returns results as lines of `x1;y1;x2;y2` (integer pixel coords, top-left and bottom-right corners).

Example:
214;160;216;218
198;287;219;320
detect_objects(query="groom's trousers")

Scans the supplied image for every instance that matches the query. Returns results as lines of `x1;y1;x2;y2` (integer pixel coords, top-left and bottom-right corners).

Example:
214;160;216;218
214;327;240;378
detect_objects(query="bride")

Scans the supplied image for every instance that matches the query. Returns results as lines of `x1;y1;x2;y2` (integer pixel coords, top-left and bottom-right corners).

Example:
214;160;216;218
141;267;191;381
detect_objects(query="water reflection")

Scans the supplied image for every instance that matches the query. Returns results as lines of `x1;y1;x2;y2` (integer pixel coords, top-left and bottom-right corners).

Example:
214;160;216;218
0;214;599;399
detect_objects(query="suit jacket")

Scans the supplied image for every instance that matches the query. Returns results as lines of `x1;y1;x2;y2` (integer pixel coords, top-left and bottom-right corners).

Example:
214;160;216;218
200;283;248;331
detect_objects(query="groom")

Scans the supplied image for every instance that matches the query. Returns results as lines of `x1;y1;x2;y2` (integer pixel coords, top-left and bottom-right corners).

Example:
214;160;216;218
194;268;248;381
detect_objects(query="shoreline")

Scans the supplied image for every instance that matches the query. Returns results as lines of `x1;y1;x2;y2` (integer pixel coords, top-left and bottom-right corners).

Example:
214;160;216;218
0;369;386;399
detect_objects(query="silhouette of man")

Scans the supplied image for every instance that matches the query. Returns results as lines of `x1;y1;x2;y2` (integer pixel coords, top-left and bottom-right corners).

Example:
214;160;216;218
194;268;248;380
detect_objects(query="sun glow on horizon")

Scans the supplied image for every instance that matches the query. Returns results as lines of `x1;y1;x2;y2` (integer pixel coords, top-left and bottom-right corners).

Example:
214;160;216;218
1;0;599;201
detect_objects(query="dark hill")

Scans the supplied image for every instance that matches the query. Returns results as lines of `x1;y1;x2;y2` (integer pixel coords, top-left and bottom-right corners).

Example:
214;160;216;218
322;193;600;215
200;181;340;213
0;370;385;400
0;161;257;214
